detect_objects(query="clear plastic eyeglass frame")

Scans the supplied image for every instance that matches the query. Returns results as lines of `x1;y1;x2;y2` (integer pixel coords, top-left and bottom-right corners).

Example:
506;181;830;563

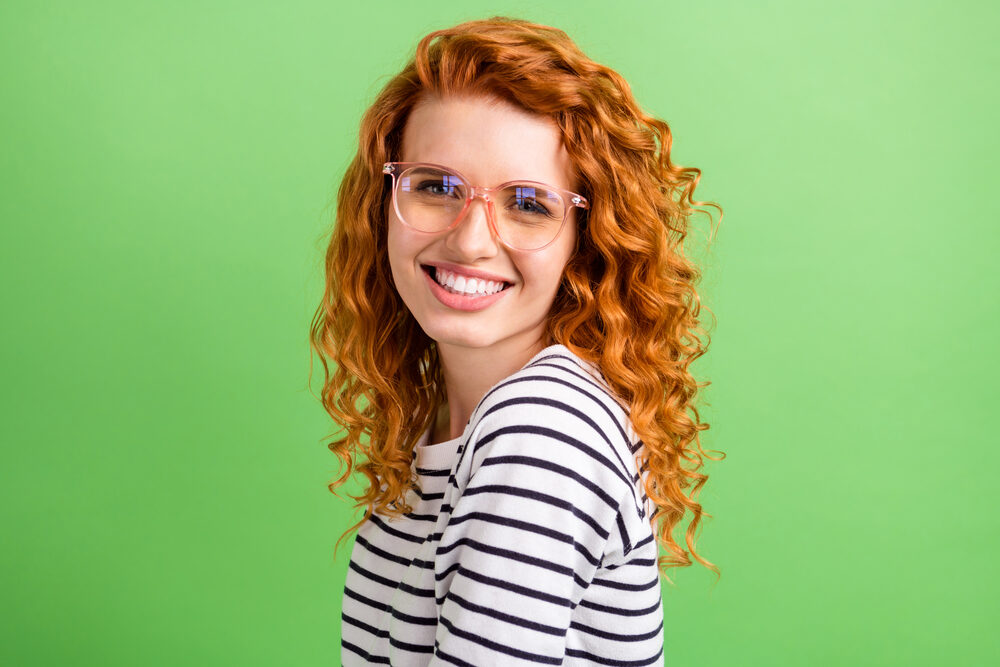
383;161;590;252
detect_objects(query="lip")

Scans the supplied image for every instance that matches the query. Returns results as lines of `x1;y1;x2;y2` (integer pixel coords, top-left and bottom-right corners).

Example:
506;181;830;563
421;261;516;285
422;265;512;312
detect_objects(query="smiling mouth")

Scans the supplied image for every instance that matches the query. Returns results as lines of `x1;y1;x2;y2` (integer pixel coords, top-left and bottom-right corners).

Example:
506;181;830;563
421;265;512;297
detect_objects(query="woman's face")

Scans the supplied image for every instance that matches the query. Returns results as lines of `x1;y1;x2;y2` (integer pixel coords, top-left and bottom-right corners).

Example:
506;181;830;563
387;93;579;354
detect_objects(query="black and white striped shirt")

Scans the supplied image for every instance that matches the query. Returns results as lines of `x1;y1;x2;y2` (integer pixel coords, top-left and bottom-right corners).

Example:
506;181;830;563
340;344;665;665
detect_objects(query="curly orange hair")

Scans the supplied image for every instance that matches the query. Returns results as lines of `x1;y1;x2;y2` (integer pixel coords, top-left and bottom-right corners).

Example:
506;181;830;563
309;16;724;583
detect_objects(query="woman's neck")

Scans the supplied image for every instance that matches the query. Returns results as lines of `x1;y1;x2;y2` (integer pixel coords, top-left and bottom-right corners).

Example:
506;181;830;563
433;336;548;443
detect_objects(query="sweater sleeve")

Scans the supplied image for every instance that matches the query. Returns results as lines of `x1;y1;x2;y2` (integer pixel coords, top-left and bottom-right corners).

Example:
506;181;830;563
429;400;627;665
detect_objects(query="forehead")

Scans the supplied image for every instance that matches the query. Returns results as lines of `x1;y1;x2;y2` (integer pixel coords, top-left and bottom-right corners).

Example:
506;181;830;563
399;93;575;191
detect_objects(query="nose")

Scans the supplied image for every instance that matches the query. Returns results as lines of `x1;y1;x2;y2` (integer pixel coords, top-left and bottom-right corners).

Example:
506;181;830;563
443;192;501;258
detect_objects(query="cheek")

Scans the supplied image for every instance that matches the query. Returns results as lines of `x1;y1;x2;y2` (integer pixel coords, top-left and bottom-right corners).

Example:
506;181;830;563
544;232;578;291
387;217;411;263
386;220;409;290
386;218;433;295
517;231;577;295
522;259;571;297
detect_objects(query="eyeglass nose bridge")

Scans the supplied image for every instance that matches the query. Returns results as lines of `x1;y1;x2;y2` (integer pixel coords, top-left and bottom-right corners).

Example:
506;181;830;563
450;186;501;238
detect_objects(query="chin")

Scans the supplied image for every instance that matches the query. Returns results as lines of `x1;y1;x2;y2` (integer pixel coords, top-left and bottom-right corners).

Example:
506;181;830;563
423;323;500;349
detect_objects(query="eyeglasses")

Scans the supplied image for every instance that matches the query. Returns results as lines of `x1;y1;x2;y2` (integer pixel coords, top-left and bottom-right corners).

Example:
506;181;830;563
383;161;589;251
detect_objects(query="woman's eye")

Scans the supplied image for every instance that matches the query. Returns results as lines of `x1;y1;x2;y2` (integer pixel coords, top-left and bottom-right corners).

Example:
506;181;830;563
416;178;461;197
514;198;549;215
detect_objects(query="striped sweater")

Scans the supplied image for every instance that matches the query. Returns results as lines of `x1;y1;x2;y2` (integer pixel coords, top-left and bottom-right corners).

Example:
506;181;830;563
340;344;665;665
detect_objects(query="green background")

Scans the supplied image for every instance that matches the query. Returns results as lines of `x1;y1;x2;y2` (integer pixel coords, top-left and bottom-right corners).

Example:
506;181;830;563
2;0;997;665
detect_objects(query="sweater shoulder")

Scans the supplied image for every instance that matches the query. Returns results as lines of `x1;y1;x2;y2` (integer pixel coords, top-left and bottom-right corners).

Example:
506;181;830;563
466;345;643;497
477;345;627;419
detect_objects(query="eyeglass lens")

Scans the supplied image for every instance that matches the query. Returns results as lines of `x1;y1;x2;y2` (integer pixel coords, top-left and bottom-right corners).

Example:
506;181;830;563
395;166;568;250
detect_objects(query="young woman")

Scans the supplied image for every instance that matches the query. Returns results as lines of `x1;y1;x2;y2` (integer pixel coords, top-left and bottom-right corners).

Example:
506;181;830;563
310;16;723;665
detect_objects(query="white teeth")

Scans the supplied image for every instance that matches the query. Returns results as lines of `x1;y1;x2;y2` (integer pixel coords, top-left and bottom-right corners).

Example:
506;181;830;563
432;266;507;296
